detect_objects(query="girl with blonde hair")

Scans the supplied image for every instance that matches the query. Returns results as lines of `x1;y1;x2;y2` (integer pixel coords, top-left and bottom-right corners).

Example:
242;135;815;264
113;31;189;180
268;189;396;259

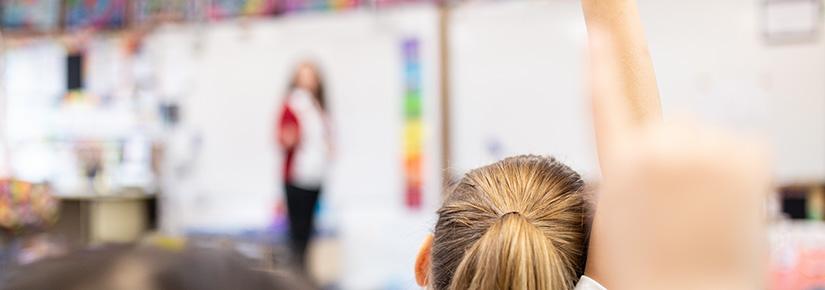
423;155;590;290
414;0;770;289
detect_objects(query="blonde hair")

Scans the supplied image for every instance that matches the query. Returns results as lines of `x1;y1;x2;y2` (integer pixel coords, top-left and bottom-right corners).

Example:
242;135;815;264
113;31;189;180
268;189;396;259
431;155;586;290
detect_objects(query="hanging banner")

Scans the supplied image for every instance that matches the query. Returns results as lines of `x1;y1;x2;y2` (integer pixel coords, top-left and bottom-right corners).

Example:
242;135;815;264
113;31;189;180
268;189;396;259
402;38;423;210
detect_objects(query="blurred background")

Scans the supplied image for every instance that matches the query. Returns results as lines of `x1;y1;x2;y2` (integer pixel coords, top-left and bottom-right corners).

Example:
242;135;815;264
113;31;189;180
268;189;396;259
0;0;822;289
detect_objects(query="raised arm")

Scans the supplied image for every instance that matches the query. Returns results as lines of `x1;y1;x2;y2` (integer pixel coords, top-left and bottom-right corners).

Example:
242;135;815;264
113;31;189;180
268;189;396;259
582;2;770;289
580;0;661;284
582;0;662;124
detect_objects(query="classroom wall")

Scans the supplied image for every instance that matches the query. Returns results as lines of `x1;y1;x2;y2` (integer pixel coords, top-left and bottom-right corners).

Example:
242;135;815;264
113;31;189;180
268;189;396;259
450;0;825;183
449;0;595;178
641;0;825;183
137;0;825;288
146;5;442;288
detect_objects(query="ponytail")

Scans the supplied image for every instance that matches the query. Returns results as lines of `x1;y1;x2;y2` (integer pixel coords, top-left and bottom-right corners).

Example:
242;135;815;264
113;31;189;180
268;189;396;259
431;155;585;290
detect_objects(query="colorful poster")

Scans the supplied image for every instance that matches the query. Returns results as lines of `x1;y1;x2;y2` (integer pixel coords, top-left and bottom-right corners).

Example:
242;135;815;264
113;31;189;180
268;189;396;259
134;0;164;22
0;0;61;32
206;0;244;19
64;0;128;30
207;0;279;20
242;0;280;16
134;0;199;23
280;0;360;14
402;38;423;210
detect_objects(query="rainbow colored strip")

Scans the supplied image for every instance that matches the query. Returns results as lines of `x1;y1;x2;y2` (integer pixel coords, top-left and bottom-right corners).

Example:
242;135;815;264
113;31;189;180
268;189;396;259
207;0;280;19
402;38;423;210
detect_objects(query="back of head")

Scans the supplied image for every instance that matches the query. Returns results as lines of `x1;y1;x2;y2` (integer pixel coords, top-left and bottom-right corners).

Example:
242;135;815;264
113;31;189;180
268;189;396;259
431;155;586;290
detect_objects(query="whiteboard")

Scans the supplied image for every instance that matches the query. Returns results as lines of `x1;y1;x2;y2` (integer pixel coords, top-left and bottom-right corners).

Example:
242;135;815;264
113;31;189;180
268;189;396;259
450;0;597;179
450;0;825;183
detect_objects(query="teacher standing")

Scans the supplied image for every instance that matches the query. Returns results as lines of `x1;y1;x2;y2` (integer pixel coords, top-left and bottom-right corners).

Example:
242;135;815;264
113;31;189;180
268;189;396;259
276;61;332;271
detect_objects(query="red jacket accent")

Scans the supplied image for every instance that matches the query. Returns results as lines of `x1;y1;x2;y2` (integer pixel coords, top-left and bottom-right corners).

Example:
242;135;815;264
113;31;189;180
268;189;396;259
277;101;300;182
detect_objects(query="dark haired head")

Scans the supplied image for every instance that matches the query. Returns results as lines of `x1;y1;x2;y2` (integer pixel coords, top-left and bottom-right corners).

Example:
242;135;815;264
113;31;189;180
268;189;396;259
1;245;313;290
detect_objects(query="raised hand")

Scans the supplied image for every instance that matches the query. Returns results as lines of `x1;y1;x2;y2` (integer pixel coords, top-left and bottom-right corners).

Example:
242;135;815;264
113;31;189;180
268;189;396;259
585;30;772;290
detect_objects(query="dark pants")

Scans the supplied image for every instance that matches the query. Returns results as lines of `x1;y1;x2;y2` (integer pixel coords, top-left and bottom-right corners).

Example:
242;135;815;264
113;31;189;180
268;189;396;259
284;183;321;271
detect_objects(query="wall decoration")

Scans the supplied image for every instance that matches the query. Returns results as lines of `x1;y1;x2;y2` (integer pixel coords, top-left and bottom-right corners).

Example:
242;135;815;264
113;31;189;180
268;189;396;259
206;0;245;19
0;0;61;32
242;0;280;16
2;0;434;33
64;0;129;30
402;38;423;210
327;0;360;11
762;0;822;44
207;0;280;20
134;0;200;23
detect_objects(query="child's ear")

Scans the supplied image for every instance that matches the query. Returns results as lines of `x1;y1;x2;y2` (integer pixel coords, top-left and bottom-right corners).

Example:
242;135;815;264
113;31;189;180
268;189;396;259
415;234;433;287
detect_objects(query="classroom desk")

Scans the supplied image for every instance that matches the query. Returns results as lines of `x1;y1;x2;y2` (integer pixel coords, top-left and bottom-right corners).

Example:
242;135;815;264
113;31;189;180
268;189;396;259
51;192;157;246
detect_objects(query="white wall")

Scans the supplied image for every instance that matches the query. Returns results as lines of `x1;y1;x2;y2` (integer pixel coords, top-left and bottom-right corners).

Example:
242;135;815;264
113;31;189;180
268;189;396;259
450;0;825;183
641;0;825;183
449;0;595;178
